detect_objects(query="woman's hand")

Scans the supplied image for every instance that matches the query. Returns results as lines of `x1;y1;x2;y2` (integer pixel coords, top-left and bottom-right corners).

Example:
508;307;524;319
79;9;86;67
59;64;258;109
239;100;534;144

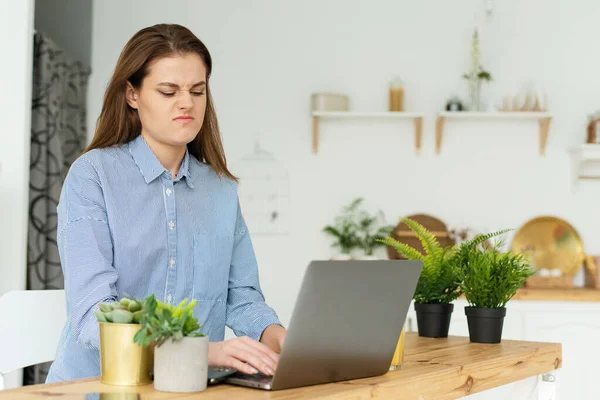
208;336;279;375
260;324;287;354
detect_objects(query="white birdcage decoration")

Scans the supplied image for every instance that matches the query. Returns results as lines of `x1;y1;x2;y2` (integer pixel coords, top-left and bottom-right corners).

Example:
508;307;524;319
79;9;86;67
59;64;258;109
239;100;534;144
231;141;290;236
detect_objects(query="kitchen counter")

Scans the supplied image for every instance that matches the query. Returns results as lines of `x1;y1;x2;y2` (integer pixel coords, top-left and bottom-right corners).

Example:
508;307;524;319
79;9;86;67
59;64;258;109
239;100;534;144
0;333;562;400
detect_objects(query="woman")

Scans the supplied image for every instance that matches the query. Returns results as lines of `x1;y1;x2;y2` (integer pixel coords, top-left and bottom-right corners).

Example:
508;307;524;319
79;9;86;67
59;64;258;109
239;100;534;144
46;24;286;383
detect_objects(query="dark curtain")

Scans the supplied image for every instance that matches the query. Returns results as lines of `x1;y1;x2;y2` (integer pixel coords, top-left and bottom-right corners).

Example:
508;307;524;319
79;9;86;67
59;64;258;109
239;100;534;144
24;31;91;385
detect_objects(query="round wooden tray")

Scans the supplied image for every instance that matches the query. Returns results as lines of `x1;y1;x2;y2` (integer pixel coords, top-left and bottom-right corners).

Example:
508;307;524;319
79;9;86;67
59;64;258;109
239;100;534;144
511;216;585;277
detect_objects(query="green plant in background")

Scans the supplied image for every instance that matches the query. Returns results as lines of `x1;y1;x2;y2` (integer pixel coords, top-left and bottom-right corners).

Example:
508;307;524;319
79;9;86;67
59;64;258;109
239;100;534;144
455;234;535;309
462;28;492;111
323;198;393;256
133;294;204;348
323;198;362;255
378;217;461;304
356;210;394;257
95;297;143;324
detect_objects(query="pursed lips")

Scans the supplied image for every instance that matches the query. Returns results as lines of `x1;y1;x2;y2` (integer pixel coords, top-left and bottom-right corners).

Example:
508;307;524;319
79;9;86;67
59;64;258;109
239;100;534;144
174;116;194;124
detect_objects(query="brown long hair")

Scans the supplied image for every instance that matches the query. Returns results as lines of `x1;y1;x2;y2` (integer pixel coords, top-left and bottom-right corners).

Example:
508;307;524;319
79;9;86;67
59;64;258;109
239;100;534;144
85;24;236;181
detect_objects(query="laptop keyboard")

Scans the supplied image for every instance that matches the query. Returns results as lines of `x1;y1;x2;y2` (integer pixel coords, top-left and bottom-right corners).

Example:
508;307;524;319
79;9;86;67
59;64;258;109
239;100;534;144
234;372;273;384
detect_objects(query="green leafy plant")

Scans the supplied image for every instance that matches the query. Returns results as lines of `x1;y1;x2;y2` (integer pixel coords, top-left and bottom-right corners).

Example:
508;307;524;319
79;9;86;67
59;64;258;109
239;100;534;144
455;234;535;309
378;217;461;304
133;294;204;348
95;296;143;324
462;28;492;111
378;218;513;305
323;198;393;256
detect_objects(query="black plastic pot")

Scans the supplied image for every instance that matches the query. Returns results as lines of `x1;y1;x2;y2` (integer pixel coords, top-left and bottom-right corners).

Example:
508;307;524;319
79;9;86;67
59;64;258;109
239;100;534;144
414;303;454;338
465;307;506;343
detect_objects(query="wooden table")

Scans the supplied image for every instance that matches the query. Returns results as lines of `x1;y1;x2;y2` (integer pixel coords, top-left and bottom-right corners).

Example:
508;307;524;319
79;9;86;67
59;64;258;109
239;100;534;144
0;333;562;400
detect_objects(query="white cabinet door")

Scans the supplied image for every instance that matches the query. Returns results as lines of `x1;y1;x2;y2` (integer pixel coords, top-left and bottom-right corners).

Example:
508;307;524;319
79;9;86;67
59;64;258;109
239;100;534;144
523;310;600;400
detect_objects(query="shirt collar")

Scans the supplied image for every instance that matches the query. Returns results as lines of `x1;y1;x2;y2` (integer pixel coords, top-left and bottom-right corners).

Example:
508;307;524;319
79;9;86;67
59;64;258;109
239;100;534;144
127;135;194;189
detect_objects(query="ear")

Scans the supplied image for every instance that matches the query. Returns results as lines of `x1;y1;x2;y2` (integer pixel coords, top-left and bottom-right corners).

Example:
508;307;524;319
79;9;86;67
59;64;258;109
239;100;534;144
125;82;139;109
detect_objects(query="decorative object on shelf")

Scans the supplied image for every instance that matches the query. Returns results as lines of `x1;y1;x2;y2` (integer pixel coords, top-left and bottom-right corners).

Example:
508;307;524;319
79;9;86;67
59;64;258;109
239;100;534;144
231;141;289;236
311;92;349;112
511;216;585;289
568;144;600;182
389;77;405;112
434;111;552;155
525;275;573;289
462;28;492;111
134;295;208;393
499;82;548;112
448;225;477;245
584;255;600;289
586;111;600;144
386;214;455;260
379;217;461;338
445;96;465;112
455;230;535;343
310;111;424;154
96;297;152;386
323;198;393;260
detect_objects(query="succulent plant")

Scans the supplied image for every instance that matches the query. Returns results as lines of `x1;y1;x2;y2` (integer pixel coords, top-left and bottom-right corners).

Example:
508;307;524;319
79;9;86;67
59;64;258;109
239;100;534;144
95;296;143;324
133;294;204;348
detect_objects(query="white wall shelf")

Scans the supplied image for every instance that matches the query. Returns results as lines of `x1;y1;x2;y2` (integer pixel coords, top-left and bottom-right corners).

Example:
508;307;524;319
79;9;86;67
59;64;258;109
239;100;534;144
569;144;600;181
435;111;553;155
311;111;424;154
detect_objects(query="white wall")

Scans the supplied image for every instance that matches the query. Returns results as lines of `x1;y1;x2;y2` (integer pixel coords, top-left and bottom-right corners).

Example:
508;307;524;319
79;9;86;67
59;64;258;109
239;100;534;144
0;0;35;389
90;0;600;328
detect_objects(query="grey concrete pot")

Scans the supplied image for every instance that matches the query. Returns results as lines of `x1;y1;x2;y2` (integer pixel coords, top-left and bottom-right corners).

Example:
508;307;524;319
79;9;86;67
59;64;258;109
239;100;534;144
153;336;209;392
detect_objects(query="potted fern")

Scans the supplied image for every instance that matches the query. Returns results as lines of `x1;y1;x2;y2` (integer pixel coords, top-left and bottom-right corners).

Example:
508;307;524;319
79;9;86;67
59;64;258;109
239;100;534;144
379;218;461;338
134;295;208;392
454;232;535;343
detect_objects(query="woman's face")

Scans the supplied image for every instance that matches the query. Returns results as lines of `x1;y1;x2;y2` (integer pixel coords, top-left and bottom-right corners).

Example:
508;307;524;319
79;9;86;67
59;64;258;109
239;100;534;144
126;53;207;150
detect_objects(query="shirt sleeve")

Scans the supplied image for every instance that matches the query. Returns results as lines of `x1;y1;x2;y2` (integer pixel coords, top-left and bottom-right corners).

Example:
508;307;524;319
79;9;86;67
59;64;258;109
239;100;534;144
58;157;118;351
225;198;283;341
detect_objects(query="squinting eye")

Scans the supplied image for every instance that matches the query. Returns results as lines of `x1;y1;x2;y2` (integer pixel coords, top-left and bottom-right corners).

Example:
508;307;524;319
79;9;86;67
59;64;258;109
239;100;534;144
159;92;176;97
191;91;205;96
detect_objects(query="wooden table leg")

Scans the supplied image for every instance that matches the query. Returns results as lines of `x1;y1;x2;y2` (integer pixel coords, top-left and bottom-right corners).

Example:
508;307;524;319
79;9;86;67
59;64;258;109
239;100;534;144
537;373;557;400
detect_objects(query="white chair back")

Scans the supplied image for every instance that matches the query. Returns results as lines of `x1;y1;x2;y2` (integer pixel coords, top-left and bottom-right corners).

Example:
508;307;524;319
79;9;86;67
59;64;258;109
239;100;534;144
0;290;66;389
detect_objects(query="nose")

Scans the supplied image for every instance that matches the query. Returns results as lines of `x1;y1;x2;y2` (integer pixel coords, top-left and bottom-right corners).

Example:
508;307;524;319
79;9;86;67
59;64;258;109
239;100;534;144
176;91;193;110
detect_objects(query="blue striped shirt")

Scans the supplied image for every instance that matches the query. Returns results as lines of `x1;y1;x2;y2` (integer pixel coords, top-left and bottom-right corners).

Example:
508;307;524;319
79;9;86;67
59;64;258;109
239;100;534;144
46;134;282;382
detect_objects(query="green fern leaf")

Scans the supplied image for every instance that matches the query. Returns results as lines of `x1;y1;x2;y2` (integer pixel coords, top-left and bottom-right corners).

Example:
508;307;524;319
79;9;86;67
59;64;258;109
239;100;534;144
377;237;424;261
401;218;442;260
464;229;512;249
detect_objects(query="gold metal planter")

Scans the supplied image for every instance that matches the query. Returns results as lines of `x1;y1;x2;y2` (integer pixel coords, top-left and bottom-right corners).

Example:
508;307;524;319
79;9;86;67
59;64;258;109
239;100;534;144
99;322;153;386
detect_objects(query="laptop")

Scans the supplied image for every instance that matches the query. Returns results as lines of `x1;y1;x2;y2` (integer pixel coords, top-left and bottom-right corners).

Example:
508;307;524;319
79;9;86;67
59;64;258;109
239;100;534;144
224;259;422;391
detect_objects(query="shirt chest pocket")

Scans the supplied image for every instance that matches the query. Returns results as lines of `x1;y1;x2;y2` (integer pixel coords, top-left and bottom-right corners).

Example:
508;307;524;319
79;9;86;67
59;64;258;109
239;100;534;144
193;234;234;301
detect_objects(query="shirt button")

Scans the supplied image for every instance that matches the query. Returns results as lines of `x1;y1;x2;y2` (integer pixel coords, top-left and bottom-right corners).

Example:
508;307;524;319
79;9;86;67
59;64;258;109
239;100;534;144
166;294;172;304
170;259;175;267
166;188;172;196
168;221;175;230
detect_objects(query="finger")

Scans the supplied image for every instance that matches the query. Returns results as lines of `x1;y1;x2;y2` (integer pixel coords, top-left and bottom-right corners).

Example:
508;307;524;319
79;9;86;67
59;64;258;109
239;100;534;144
229;358;259;375
230;346;275;376
239;338;280;370
241;336;280;365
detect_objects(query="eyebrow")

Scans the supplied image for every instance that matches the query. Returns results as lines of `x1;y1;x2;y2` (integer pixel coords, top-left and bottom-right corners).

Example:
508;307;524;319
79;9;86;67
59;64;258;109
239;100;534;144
156;81;206;89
